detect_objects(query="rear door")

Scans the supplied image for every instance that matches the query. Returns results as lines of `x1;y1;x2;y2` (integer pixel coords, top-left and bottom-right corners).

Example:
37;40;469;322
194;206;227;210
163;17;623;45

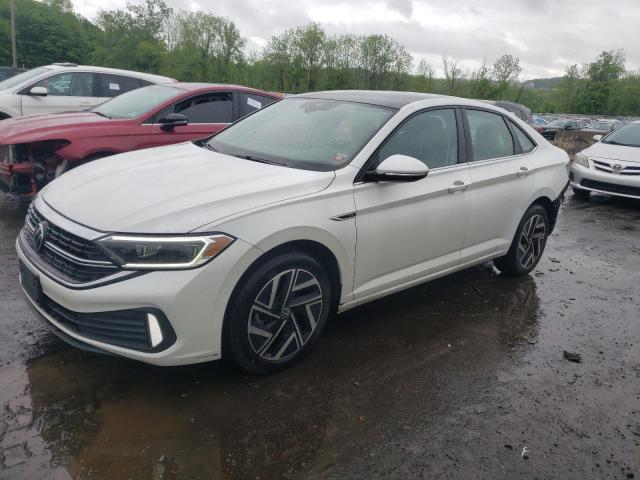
149;91;235;146
460;108;535;264
21;71;98;115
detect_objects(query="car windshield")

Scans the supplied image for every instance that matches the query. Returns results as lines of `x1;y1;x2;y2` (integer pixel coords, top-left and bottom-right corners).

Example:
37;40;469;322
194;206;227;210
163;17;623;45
589;122;613;131
547;119;567;127
92;85;182;119
207;97;396;171
602;123;640;147
0;66;51;90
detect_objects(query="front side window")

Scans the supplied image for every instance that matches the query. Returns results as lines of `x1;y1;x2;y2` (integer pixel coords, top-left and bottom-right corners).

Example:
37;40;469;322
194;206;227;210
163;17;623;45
376;109;458;169
32;72;94;97
208;98;395;171
99;74;142;97
466;109;515;161
173;93;233;123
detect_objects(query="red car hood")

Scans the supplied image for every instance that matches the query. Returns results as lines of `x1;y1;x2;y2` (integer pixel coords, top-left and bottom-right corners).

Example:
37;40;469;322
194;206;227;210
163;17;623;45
0;112;122;144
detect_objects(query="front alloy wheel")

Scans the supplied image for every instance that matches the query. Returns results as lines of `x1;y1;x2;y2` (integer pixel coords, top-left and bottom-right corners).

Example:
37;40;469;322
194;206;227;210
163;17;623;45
224;252;332;374
248;268;323;362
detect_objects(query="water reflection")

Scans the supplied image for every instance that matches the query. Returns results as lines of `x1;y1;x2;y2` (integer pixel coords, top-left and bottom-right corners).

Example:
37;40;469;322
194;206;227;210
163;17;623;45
22;266;540;479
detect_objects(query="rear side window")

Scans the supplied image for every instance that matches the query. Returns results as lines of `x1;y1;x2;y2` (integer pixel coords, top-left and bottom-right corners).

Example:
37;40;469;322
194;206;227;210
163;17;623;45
466;110;515;161
377;108;458;169
511;123;536;153
174;92;233;123
99;74;142;97
240;93;277;116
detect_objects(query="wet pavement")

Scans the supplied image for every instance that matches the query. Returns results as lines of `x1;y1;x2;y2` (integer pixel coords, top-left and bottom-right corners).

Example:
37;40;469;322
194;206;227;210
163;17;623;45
0;192;639;479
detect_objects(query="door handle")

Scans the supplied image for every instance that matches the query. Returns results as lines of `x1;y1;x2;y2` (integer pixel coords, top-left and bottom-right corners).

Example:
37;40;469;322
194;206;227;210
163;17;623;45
448;180;468;193
517;166;529;177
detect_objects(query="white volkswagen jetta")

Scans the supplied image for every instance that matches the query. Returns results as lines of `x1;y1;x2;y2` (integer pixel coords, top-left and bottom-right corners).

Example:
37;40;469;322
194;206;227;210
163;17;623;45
17;91;569;373
571;121;640;200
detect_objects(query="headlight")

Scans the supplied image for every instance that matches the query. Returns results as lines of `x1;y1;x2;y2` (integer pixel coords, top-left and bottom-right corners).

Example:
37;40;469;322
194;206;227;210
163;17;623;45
98;234;235;270
574;153;590;168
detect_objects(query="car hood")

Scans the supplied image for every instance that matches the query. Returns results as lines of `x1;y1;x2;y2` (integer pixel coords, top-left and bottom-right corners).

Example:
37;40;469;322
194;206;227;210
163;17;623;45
0;112;117;144
41;142;335;234
583;142;640;163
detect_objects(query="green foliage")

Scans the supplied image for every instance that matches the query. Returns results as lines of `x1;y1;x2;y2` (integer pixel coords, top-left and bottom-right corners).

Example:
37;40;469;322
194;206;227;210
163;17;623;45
1;1;639;116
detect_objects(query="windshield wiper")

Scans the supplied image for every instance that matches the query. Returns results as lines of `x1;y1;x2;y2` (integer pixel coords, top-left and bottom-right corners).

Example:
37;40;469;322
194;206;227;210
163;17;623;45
231;153;286;166
93;111;111;119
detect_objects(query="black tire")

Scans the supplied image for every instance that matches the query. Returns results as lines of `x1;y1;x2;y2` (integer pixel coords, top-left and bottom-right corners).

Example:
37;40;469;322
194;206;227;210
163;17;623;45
572;187;590;200
223;251;333;375
494;204;549;277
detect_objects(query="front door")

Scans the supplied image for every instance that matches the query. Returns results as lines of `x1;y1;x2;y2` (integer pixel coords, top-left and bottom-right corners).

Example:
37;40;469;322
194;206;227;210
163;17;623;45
353;108;470;301
21;71;97;115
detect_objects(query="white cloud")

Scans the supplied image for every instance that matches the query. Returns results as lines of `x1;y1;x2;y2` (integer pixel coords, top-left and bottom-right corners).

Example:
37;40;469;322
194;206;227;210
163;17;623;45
71;0;640;78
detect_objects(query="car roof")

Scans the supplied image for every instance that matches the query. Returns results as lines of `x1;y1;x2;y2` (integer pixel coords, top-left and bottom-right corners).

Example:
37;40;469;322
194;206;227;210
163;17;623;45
45;64;176;84
293;90;445;108
169;83;280;97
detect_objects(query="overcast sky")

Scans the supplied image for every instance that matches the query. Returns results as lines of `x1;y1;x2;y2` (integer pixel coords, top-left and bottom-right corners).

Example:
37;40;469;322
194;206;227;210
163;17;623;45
70;0;640;79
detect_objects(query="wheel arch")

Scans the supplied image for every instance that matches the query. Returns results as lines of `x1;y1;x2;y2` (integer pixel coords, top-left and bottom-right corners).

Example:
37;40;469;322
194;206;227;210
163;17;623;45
528;194;560;233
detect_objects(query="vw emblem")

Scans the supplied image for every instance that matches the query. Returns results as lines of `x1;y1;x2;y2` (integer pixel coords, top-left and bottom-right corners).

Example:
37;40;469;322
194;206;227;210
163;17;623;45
33;221;49;252
612;163;623;173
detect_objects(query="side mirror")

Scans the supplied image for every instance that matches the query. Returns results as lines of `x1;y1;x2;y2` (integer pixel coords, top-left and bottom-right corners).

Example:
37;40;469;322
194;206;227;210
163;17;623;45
364;154;429;182
593;135;603;142
29;86;48;96
158;113;189;131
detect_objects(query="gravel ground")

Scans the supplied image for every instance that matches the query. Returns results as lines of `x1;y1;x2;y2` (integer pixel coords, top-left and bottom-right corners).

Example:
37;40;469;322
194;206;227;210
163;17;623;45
0;191;639;479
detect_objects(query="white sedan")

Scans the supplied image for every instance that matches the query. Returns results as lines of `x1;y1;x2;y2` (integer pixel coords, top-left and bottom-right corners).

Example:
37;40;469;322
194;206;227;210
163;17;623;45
17;91;569;373
0;63;175;119
571;121;640;200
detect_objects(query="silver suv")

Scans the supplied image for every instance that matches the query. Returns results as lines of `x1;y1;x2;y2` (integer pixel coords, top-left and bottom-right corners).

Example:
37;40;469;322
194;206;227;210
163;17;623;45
0;63;176;119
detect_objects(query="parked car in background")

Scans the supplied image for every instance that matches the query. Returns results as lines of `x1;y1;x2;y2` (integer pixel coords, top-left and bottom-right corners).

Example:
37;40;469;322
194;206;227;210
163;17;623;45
571;121;640;199
541;119;581;141
16;91;569;373
0;83;280;196
483;100;534;126
584;119;621;133
0;63;176;119
0;66;26;82
532;116;548;127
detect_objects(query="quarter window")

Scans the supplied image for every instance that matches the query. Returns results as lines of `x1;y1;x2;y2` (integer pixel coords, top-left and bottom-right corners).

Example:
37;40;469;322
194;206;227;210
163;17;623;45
511;123;536;153
466;109;515;161
240;93;277;116
173;92;233;123
32;72;94;97
377;109;458;169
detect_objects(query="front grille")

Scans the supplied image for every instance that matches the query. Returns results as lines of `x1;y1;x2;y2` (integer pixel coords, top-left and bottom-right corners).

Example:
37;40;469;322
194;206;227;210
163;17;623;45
24;205;119;283
592;159;640;176
581;179;640;197
44;296;153;351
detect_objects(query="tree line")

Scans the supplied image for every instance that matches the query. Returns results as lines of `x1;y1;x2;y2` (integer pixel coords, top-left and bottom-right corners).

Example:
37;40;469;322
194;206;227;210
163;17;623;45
1;0;639;116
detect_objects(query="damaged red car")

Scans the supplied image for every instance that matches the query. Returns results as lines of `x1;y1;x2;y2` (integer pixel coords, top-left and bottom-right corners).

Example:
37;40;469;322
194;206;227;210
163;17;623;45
0;83;280;196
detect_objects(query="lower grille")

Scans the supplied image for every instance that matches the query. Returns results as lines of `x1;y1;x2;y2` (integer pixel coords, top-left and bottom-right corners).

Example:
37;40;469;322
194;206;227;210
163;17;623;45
581;179;640;197
43;296;161;352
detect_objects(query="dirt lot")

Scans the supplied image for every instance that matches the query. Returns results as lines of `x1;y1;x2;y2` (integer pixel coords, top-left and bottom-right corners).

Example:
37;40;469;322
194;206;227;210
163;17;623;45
0;192;639;480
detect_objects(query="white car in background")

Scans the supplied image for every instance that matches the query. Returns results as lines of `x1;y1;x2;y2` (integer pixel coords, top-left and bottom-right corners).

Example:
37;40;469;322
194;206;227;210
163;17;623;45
571;121;640;199
17;91;569;373
0;63;176;119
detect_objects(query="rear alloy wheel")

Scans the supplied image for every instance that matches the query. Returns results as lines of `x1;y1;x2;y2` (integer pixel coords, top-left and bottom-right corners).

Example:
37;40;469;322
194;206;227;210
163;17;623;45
495;204;549;277
224;252;332;374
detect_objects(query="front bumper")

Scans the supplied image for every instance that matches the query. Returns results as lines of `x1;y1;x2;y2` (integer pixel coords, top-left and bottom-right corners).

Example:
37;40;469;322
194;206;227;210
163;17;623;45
17;234;263;366
570;162;640;199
